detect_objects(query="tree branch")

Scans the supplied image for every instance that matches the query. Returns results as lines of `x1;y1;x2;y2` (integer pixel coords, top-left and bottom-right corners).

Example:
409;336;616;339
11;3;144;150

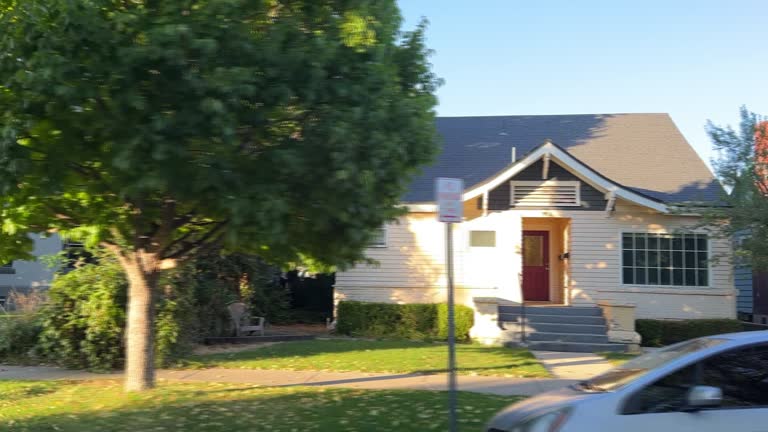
161;221;227;260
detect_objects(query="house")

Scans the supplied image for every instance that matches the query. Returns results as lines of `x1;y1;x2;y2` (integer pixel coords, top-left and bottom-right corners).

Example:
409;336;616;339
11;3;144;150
0;234;62;310
335;113;735;350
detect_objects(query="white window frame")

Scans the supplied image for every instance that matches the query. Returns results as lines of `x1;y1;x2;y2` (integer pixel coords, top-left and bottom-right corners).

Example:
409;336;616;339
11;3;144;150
509;180;581;207
619;230;712;288
368;225;388;248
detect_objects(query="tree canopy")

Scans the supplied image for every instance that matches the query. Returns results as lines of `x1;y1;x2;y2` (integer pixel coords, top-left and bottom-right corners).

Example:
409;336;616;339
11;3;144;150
0;0;440;390
706;106;768;269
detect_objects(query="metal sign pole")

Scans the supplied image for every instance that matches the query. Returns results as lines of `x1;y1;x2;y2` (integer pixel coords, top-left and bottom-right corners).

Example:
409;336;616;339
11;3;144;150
435;177;463;432
446;221;458;432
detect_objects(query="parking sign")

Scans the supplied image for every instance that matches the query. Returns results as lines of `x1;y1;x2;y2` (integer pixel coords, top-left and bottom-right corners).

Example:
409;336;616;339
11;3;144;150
436;178;463;223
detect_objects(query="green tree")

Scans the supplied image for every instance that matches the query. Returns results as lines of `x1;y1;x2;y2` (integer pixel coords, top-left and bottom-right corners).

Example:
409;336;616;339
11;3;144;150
706;106;768;269
0;0;439;391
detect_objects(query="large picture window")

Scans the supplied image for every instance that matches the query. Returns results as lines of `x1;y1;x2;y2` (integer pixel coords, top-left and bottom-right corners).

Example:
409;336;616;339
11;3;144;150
622;233;709;287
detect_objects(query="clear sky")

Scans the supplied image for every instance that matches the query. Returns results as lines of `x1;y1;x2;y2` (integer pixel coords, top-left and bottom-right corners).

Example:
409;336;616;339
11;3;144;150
398;0;767;172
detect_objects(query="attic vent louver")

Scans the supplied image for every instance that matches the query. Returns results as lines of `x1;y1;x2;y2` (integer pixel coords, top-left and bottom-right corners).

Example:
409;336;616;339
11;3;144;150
510;180;581;207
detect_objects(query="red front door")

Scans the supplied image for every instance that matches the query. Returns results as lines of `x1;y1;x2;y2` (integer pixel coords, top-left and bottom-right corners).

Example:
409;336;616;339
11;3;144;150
522;231;550;301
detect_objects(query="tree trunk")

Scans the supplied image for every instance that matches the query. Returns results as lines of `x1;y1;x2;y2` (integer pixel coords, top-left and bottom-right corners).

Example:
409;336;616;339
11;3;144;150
122;252;159;392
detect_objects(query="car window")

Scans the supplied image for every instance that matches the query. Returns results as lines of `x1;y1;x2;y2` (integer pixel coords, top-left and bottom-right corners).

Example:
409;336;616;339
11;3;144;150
586;338;726;392
700;345;768;408
622;364;697;414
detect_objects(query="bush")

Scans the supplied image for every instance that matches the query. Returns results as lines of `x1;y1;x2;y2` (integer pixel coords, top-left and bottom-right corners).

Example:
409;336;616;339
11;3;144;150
336;301;474;341
35;257;127;371
0;315;41;363
636;319;745;347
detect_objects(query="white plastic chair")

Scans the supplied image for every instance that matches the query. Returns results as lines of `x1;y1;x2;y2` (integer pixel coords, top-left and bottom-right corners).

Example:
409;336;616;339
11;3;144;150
227;302;266;336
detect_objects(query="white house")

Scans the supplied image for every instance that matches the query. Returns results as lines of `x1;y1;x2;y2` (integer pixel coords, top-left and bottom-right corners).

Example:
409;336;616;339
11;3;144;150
335;114;735;351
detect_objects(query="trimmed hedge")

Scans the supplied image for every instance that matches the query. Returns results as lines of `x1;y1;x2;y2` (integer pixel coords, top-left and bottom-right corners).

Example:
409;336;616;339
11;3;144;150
636;319;745;347
336;301;474;341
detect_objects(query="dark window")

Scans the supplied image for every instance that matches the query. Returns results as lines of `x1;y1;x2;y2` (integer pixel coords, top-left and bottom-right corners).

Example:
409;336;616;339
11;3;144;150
622;233;709;287
700;345;768;407
0;262;14;274
623;365;697;414
63;242;96;270
367;227;387;248
470;231;496;247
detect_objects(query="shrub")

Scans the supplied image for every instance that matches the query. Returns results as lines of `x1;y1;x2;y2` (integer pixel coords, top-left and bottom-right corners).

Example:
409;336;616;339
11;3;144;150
35;257;127;371
336;301;474;341
0;314;41;363
636;319;745;347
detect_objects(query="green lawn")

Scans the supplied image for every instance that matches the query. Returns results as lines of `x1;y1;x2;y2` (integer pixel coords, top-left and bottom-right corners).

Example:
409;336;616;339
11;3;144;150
599;352;640;365
182;339;549;377
0;380;522;432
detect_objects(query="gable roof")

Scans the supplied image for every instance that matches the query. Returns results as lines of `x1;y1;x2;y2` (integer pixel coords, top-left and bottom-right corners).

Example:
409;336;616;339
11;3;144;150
403;113;724;204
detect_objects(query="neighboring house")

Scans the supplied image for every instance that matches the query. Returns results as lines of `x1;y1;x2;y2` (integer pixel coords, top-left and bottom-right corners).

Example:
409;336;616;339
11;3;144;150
335;113;735;350
0;234;62;309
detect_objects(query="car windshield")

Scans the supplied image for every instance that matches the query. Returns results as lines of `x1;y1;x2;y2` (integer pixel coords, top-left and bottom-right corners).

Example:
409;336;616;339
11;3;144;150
577;338;728;392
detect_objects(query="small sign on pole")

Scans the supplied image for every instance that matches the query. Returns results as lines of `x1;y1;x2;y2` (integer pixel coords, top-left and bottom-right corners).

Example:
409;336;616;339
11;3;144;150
435;177;463;432
436;177;463;223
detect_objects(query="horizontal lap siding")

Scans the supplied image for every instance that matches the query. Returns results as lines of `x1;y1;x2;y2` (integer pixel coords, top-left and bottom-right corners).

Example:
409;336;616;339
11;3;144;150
735;266;753;313
568;204;735;319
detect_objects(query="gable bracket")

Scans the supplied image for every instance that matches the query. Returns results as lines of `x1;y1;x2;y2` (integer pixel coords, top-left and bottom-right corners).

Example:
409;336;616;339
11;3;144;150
542;154;551;179
604;191;617;217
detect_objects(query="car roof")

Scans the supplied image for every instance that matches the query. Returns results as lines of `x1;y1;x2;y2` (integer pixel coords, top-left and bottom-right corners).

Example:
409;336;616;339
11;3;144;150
702;331;768;344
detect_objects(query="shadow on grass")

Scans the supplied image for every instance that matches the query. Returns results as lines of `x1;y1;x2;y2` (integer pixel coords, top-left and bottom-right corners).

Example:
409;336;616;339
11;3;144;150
4;382;519;432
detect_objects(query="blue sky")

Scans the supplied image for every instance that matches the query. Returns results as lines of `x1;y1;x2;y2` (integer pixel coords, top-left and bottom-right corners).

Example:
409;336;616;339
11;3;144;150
398;0;768;171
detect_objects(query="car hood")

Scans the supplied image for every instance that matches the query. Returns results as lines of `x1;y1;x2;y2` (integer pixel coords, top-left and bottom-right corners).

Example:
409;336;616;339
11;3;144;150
487;386;603;429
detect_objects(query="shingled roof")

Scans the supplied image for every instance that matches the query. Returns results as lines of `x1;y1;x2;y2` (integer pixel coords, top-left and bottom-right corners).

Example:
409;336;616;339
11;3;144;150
403;113;724;204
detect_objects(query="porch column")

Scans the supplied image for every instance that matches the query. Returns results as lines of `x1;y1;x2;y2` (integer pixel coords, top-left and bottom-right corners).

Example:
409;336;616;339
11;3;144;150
497;213;524;303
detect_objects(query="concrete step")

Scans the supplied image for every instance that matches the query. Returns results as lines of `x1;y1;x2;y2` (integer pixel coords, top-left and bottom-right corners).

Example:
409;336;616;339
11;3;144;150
498;305;603;317
502;321;607;335
498;313;606;325
526;332;610;344
521;341;628;353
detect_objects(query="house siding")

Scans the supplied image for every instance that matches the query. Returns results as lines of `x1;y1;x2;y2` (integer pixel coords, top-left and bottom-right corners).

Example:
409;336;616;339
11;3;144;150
335;201;735;320
0;234;62;299
486;160;606;211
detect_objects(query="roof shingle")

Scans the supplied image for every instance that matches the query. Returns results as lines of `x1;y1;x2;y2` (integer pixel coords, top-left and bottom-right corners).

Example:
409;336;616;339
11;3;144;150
403;113;723;204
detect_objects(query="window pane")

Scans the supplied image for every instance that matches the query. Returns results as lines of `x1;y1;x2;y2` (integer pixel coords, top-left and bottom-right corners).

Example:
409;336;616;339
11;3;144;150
623;365;696;414
623;267;634;284
648;251;659;267
648;268;659;285
672;251;683;268
635;234;646;249
696;235;707;251
697;251;708;269
523;235;543;266
673;269;683;285
648;234;659;250
697;270;708;286
701;346;768;407
622;250;633;266
660;250;671;267
635;251;647;267
635;268;647;284
660;236;671;249
672;236;683;250
470;231;496;247
685;252;696;269
660;268;671;285
684;269;697;286
368;227;387;247
684;235;695;251
622;234;634;249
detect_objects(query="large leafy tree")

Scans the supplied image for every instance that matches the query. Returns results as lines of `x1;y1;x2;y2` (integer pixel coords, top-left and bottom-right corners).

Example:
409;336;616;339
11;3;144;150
706;107;768;269
0;0;439;391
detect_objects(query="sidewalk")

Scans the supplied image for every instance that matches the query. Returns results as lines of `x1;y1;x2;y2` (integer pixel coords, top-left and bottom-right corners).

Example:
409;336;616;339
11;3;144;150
531;351;614;379
0;365;577;396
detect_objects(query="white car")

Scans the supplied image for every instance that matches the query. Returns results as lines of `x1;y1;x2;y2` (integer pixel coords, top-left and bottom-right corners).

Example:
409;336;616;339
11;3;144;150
487;331;768;432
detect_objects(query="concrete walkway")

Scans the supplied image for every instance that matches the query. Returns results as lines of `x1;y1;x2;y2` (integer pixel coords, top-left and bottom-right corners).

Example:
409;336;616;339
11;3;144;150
0;365;577;396
531;351;614;380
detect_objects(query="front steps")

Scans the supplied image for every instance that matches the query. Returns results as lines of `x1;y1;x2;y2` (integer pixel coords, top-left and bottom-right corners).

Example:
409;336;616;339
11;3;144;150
499;305;629;353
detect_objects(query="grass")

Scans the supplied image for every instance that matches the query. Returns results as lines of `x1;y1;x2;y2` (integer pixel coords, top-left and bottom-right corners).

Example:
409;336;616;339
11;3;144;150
0;380;522;432
598;351;640;365
181;339;550;377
